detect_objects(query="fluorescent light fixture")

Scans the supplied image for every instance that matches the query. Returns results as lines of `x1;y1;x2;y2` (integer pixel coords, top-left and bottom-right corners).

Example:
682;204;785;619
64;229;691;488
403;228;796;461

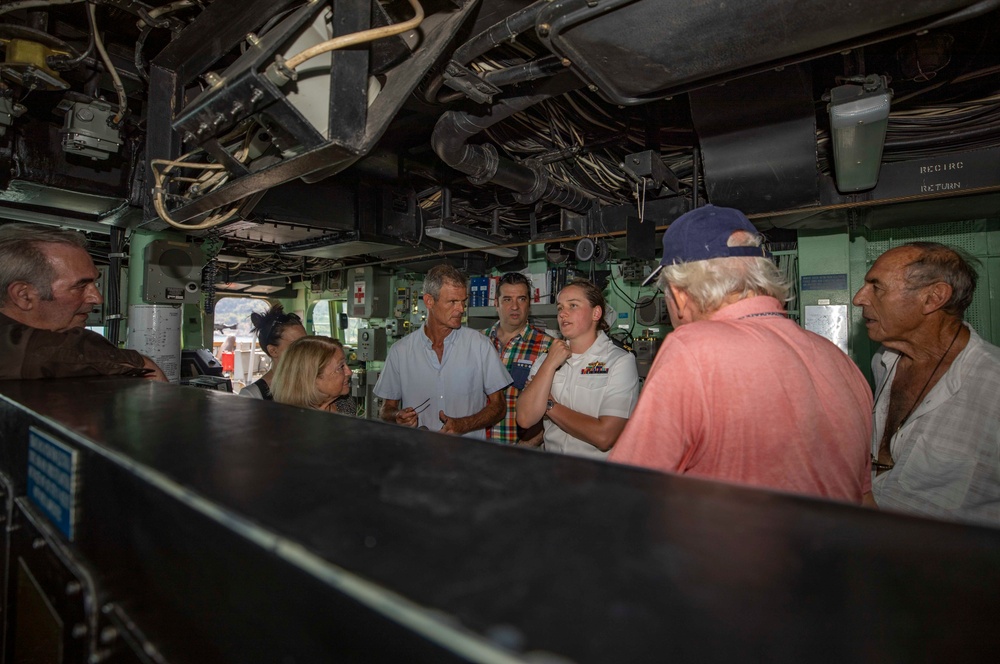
425;221;518;258
217;282;251;291
828;75;892;193
243;284;285;294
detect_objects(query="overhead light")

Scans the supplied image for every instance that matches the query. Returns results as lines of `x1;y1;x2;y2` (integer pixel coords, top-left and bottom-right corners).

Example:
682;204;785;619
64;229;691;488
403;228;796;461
425;221;518;258
828;75;893;193
217;282;251;291
243;284;285;294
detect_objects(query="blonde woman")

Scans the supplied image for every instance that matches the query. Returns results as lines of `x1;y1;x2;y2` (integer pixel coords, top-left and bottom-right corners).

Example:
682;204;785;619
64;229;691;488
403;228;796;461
271;336;355;414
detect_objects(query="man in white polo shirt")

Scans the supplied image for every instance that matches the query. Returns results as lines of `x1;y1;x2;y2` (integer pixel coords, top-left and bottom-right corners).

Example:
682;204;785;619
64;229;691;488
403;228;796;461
375;264;511;440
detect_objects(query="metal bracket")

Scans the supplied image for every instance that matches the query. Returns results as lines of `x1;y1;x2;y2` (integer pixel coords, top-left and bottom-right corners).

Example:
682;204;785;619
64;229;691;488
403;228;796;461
442;61;502;104
622;150;681;193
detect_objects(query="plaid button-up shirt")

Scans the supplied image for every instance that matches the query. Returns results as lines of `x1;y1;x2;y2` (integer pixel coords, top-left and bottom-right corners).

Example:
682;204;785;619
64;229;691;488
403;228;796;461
485;322;553;444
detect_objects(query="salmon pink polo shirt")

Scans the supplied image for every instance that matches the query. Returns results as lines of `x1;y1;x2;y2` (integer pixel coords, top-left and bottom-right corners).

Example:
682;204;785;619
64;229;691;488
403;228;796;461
610;296;872;503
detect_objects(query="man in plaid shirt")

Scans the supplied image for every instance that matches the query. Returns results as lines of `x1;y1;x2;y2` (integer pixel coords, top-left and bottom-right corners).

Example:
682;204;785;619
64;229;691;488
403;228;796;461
485;273;553;445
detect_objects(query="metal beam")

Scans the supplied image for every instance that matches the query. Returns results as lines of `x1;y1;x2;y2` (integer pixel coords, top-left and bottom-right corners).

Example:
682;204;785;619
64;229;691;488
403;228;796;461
143;0;304;225
160;2;481;224
151;0;301;85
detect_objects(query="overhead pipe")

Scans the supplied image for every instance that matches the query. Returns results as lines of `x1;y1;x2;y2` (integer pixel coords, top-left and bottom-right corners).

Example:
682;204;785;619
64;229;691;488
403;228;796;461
431;80;593;214
483;54;568;87
437;55;570;104
423;0;551;103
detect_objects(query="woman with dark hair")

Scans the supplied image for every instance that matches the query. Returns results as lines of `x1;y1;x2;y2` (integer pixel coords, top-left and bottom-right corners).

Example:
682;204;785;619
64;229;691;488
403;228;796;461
516;279;639;459
271;336;355;414
239;303;306;400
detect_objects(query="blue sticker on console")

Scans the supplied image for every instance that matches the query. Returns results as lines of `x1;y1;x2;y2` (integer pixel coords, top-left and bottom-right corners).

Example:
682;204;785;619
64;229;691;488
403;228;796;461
27;428;79;541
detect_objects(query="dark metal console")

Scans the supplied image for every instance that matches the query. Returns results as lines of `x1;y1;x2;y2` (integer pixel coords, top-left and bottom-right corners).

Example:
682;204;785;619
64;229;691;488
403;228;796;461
1;378;998;662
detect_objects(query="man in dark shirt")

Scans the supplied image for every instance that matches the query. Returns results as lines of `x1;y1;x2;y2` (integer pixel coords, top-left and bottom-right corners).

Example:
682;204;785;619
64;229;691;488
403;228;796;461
0;223;166;380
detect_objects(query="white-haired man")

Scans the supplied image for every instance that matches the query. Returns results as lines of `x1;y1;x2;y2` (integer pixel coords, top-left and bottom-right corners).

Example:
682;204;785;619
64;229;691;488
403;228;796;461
610;206;872;504
0;223;165;380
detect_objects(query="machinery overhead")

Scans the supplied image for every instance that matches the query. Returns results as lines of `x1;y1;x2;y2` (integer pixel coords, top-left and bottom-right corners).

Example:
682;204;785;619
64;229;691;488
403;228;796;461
3;8;1000;660
2;0;1000;283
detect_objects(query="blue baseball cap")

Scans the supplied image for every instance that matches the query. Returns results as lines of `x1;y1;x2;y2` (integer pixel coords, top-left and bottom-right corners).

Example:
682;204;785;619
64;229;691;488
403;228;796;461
641;205;770;287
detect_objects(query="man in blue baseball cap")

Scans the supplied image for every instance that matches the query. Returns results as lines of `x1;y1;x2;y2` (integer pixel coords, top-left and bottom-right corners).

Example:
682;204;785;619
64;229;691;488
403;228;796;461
610;205;874;505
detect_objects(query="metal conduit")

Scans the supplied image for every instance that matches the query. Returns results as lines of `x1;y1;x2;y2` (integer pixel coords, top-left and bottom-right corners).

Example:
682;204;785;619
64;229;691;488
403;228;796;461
423;0;551;103
431;85;593;214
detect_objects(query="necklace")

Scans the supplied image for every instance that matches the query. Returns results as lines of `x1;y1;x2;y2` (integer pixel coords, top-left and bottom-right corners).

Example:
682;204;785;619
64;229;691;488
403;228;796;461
871;355;901;414
874;325;962;473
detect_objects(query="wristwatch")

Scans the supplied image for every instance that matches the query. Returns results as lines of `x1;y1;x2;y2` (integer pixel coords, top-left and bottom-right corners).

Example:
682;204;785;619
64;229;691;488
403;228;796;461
546;398;555;412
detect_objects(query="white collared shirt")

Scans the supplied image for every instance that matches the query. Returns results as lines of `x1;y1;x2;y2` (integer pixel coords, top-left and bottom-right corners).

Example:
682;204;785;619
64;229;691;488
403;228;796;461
529;331;639;459
374;325;511;440
871;325;1000;526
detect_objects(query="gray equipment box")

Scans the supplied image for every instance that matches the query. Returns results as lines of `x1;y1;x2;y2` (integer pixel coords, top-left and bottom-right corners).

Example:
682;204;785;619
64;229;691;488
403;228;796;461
356;328;387;362
143;240;204;304
85;265;109;326
349;267;391;318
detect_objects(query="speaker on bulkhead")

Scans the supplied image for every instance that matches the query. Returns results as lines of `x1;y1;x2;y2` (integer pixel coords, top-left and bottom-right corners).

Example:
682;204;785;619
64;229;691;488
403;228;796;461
635;294;667;327
143;240;204;304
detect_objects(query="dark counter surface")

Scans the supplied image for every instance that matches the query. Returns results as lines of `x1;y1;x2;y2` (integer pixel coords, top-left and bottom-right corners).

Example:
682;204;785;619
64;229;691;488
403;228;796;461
2;377;999;662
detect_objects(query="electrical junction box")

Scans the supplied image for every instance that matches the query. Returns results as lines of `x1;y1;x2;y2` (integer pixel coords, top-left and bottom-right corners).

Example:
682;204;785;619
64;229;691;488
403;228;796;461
620;260;653;284
350;267;391;318
144;240;204;304
386;318;410;338
350;370;366;398
327;269;346;296
86;265;109;327
410;300;427;328
364;368;382;419
356;328;387;362
310;273;325;293
58;99;122;160
408;282;426;328
633;338;660;379
394;286;410;318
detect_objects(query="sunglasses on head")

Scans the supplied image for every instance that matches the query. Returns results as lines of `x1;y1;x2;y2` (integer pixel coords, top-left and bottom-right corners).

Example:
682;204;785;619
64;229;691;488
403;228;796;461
259;312;301;348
